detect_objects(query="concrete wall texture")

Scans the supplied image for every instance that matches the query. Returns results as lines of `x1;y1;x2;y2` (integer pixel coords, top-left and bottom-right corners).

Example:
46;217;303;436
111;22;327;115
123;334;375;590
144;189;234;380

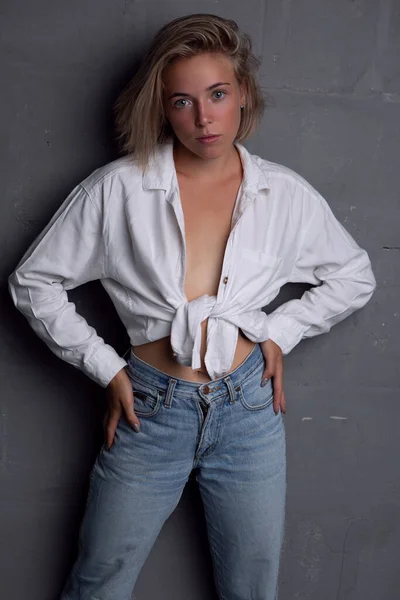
1;1;399;599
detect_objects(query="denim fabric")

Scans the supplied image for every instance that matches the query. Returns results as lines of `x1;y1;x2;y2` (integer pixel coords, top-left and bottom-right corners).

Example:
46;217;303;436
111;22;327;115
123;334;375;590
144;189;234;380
60;343;286;600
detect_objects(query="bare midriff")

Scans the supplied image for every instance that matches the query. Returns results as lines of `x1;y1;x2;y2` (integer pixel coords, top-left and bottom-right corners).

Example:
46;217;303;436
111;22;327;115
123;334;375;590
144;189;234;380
131;330;256;383
132;146;257;383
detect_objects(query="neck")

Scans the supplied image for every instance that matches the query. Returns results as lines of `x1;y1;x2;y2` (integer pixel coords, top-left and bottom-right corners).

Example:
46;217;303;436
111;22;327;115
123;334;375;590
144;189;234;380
172;139;242;183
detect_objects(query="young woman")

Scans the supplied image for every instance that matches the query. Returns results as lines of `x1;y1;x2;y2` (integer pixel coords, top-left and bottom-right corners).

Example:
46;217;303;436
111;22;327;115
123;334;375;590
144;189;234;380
8;13;376;600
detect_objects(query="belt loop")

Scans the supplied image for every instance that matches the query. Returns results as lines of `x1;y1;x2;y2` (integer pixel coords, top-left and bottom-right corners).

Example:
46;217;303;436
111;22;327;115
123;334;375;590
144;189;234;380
224;376;237;404
164;378;177;409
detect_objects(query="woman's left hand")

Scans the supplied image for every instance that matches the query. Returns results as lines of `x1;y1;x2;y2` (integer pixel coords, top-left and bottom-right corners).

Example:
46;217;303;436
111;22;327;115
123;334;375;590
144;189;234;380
259;338;286;415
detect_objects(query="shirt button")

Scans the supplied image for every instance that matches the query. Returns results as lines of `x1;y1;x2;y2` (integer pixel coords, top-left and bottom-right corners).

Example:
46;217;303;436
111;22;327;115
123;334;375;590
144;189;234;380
223;276;228;284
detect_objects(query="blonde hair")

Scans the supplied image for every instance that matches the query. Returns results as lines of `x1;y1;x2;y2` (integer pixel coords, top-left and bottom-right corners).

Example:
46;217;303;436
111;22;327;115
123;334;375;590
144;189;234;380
113;13;267;169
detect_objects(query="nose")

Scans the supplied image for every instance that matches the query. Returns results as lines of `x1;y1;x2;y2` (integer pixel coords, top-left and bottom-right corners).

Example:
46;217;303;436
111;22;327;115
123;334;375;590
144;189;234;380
195;102;212;127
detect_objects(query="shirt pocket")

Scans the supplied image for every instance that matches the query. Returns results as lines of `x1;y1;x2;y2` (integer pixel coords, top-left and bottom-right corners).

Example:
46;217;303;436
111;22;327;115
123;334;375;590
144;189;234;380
239;247;283;287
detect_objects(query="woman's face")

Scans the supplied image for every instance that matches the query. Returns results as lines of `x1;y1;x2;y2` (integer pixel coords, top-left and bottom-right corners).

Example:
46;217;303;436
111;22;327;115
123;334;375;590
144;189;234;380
162;52;245;160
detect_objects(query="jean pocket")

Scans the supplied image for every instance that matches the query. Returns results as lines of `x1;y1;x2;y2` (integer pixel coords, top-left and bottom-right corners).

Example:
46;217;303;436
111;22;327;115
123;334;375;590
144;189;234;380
126;372;162;418
237;376;274;411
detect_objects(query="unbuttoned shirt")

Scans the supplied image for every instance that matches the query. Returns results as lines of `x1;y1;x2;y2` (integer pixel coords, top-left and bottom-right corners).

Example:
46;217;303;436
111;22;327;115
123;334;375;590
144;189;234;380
8;139;376;387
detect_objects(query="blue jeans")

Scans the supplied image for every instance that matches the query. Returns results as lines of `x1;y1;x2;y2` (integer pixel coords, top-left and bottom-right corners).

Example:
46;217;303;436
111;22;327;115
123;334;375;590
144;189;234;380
60;342;286;600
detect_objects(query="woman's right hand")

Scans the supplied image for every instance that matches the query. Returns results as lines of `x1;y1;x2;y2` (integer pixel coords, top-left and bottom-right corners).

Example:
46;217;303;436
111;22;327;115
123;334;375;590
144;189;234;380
104;367;141;449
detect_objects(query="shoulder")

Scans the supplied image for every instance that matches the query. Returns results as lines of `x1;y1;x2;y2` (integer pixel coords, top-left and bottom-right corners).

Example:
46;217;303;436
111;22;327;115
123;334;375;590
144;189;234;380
78;154;143;198
249;150;320;200
243;149;331;223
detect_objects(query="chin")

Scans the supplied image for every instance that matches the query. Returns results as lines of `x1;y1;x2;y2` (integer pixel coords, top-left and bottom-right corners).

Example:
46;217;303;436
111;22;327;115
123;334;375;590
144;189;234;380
203;147;228;159
195;138;234;156
176;135;235;160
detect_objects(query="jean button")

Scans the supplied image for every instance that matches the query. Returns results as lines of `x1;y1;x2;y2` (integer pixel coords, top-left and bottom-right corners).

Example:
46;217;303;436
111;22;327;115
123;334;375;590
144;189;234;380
203;385;210;394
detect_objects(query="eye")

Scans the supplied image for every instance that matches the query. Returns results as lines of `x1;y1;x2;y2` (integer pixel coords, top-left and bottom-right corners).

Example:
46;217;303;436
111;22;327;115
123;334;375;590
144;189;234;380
174;98;190;108
212;90;226;100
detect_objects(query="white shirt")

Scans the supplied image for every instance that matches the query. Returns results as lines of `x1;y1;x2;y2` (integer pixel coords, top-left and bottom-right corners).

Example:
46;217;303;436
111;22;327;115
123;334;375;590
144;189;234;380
8;139;376;387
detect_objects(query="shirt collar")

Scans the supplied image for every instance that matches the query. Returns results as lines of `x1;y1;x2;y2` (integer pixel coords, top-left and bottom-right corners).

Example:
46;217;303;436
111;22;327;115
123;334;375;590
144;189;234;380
142;139;175;192
234;141;270;198
142;137;271;198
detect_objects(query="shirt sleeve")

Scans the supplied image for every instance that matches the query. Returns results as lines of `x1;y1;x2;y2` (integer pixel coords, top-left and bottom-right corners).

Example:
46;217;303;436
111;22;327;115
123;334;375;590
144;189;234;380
8;183;128;388
265;183;377;355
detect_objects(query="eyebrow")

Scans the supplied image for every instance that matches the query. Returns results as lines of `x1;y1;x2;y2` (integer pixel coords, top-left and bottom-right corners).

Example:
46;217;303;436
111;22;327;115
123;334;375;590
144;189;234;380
167;82;231;100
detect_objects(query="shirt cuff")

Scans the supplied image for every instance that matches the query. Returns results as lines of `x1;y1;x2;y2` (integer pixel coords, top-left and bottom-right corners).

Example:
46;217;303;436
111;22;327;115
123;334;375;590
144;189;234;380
265;313;306;355
85;344;128;387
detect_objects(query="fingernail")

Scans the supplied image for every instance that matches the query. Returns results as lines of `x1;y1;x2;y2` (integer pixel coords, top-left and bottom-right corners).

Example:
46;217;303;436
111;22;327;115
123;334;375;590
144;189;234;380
260;378;269;387
133;423;140;433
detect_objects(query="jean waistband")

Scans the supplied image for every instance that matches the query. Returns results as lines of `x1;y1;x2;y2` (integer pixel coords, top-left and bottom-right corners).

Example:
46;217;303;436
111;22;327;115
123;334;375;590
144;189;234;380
126;342;264;397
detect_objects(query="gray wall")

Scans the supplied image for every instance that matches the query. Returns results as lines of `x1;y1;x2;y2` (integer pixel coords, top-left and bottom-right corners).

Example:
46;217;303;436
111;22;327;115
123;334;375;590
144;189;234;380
1;1;399;599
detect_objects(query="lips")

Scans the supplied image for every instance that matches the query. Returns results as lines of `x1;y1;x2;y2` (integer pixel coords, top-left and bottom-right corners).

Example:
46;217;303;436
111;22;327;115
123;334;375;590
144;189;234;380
196;134;221;144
